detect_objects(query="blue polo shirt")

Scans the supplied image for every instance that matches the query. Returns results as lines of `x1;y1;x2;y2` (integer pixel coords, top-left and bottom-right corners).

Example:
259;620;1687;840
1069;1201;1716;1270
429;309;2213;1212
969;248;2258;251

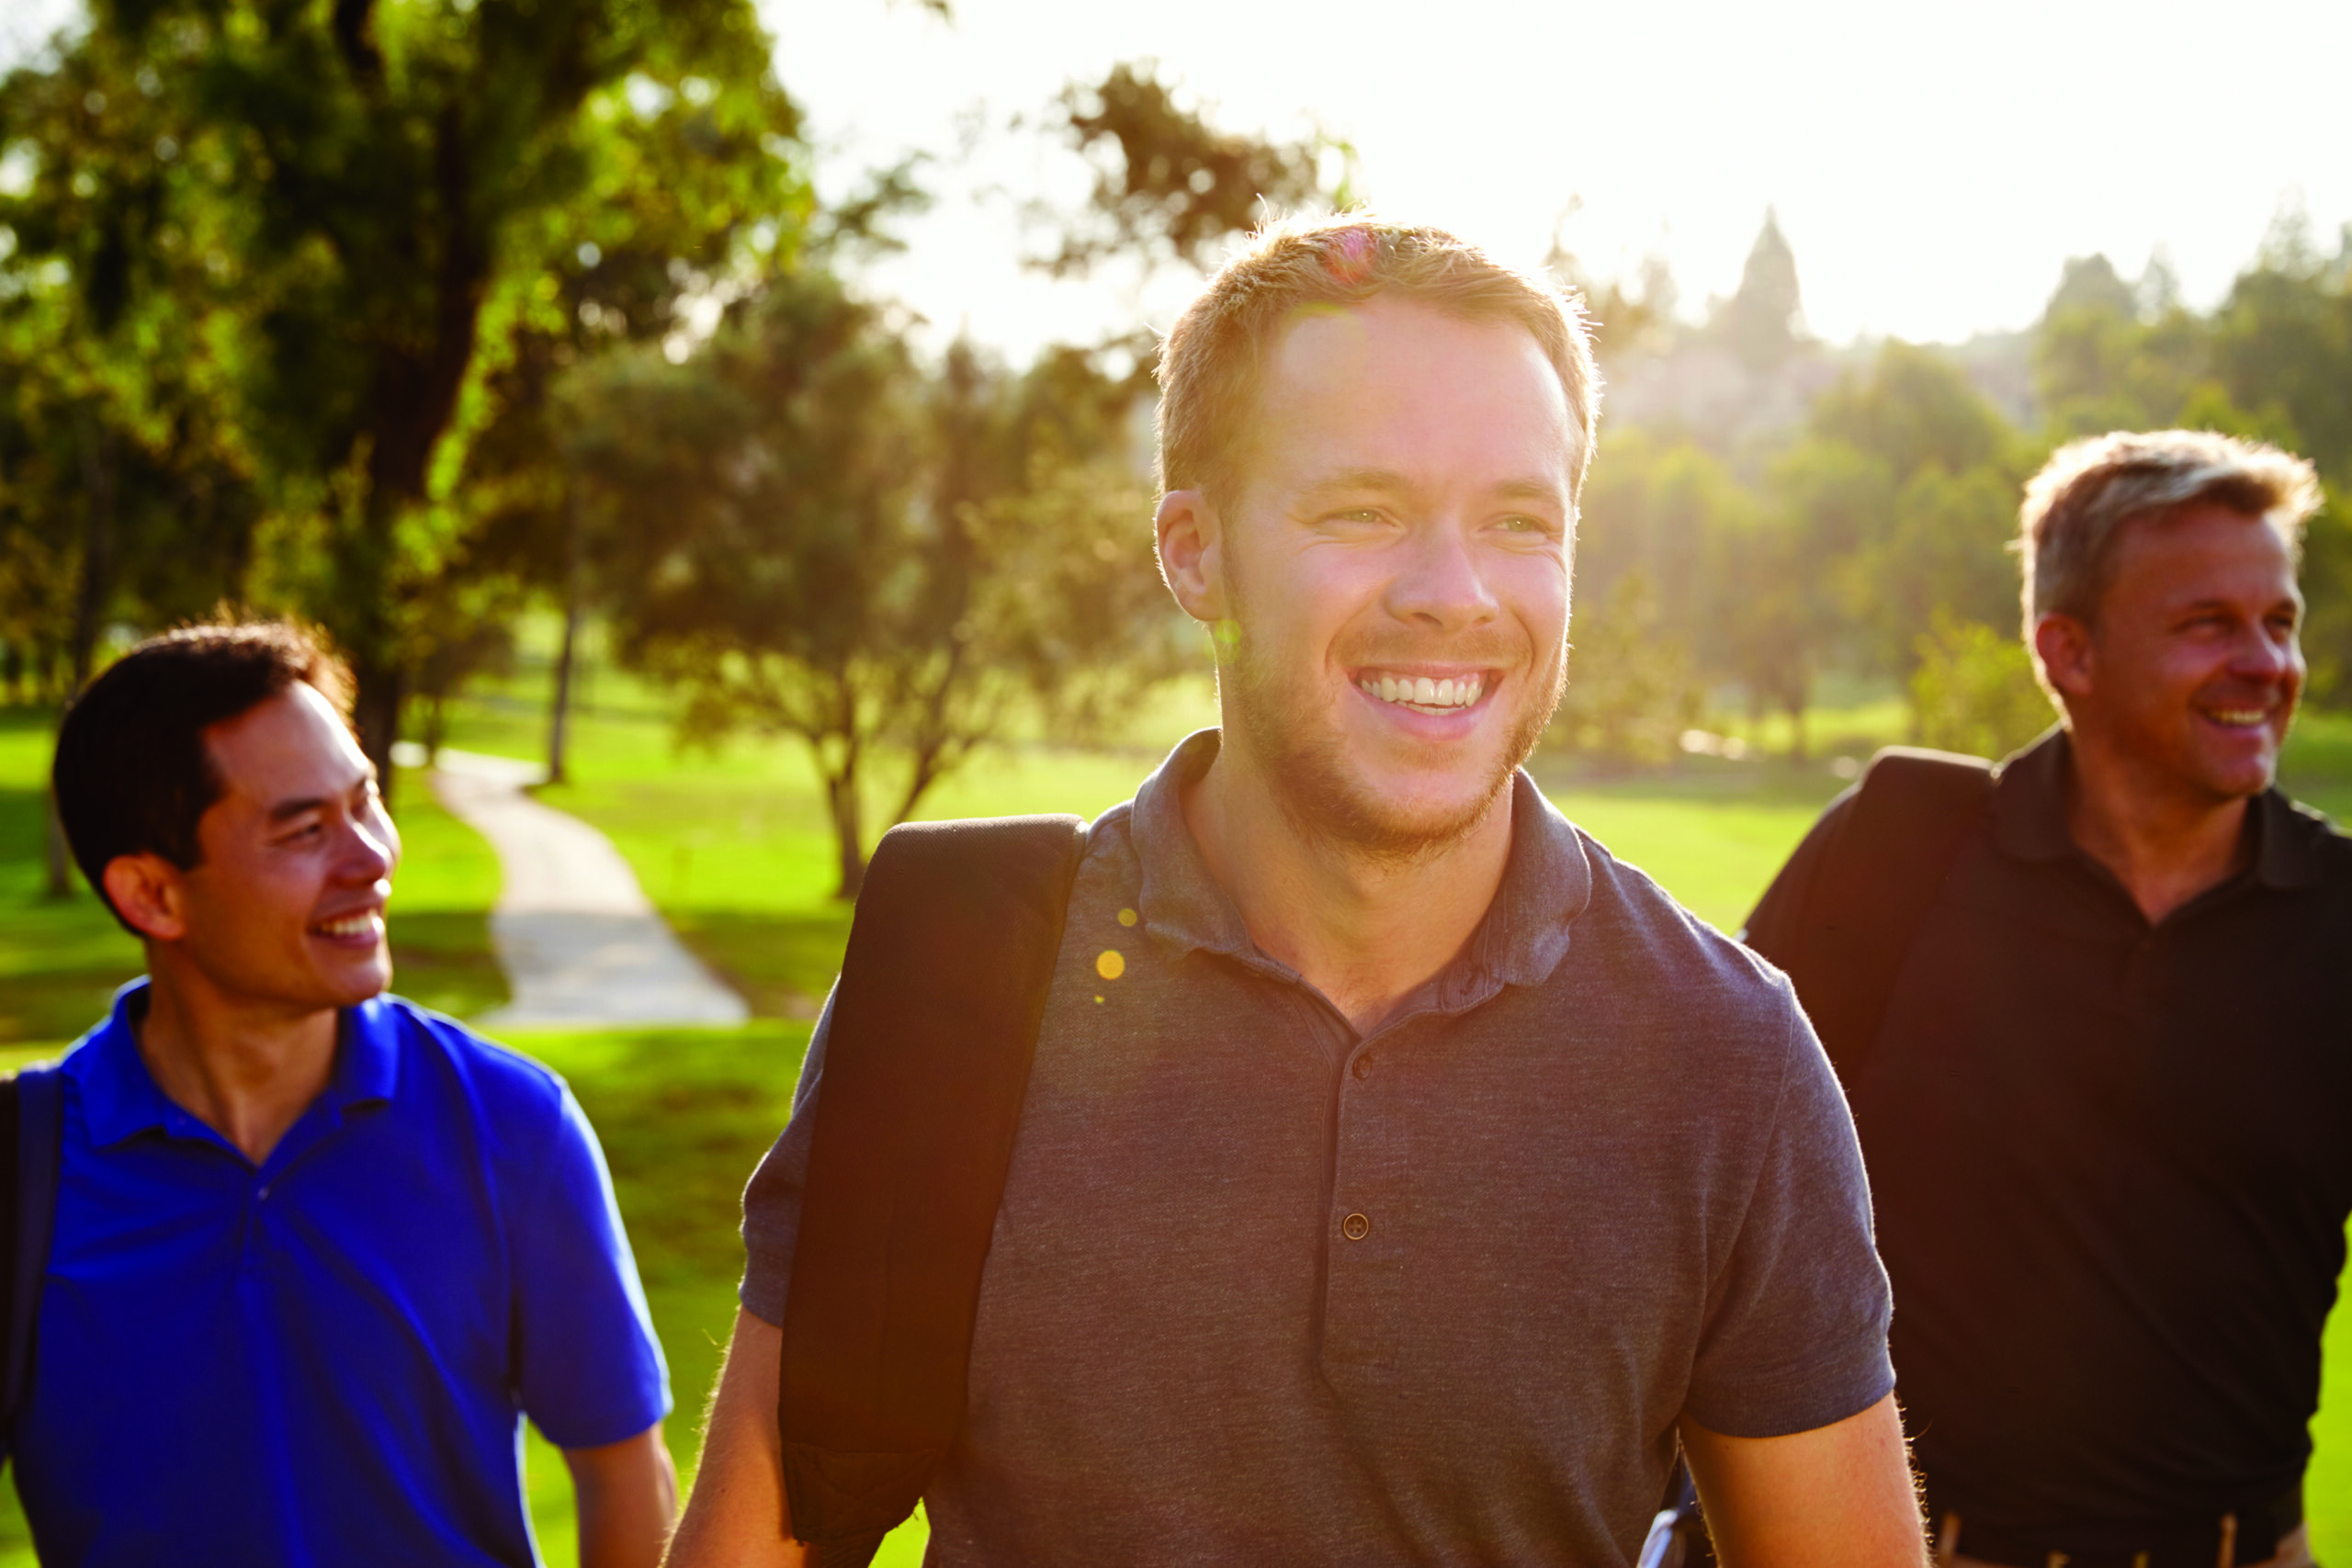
11;984;671;1567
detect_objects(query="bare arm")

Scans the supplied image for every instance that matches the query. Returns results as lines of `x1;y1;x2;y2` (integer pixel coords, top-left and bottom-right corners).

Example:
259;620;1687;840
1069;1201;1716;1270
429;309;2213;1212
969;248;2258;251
662;1310;808;1568
1680;1393;1926;1568
565;1423;680;1568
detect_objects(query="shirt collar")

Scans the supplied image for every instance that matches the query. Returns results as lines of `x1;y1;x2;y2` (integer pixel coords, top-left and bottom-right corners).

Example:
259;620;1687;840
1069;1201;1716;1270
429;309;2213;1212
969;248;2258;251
1990;726;2077;864
63;981;401;1152
1129;728;1591;992
1993;724;2326;891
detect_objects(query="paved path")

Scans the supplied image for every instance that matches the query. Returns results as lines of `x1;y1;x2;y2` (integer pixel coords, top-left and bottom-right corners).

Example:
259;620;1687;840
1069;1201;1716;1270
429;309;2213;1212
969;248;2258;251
412;747;749;1029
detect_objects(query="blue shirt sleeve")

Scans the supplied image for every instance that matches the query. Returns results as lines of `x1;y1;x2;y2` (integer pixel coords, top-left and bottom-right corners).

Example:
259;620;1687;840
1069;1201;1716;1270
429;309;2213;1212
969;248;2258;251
513;1084;673;1449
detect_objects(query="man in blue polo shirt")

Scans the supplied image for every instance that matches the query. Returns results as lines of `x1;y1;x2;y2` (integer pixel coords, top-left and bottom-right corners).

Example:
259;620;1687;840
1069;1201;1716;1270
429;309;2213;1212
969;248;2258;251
26;622;674;1567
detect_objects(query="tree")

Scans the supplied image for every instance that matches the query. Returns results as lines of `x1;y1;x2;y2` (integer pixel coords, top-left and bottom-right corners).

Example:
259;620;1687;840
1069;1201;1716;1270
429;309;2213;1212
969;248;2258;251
564;268;1185;897
1910;612;2052;759
1042;61;1323;278
0;33;270;889
1810;340;2012;488
1793;341;2031;687
2033;253;2211;436
1546;570;1701;769
1;0;805;789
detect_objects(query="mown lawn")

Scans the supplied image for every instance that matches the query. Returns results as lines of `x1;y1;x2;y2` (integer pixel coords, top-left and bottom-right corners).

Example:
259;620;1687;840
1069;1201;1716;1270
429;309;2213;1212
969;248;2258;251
4;691;2351;1562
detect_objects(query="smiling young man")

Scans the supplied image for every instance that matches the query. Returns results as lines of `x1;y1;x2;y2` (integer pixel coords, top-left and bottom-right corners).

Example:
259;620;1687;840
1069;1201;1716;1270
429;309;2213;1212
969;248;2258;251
669;219;1926;1567
26;623;675;1567
1745;431;2349;1568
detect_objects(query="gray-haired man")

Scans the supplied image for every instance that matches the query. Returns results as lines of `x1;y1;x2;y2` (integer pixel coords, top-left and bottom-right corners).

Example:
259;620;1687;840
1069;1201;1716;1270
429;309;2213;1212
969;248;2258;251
1747;430;2350;1568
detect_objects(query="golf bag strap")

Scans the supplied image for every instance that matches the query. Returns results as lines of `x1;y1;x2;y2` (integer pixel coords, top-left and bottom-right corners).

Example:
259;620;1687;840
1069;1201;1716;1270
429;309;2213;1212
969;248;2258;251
777;814;1090;1568
1783;746;1996;1088
2;1064;65;1463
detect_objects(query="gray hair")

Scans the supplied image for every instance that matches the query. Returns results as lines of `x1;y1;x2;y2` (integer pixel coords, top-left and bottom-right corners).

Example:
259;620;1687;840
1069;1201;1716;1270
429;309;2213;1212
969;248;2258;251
2018;429;2323;634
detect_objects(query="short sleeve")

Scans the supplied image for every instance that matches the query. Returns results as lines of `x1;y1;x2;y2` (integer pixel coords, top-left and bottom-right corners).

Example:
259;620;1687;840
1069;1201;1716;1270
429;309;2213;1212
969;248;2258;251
739;989;835;1326
512;1086;673;1449
1681;994;1894;1438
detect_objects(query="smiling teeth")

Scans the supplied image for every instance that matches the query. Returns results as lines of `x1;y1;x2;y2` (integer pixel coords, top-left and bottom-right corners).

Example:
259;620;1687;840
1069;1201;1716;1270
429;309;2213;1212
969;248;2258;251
2207;708;2269;726
1360;674;1483;710
314;914;378;937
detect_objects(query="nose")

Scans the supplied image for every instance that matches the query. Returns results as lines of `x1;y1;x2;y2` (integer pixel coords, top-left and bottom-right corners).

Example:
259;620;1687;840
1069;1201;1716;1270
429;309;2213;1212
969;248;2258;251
1385;520;1500;632
336;811;400;887
2233;620;2302;684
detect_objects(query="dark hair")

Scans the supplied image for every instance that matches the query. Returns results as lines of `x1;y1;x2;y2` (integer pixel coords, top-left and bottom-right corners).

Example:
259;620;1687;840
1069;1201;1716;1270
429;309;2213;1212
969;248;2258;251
52;621;355;933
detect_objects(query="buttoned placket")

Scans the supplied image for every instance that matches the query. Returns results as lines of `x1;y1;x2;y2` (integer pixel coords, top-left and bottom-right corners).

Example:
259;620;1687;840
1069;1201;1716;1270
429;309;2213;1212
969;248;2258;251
150;1097;360;1262
1324;1009;1408;1371
1236;955;1511;1376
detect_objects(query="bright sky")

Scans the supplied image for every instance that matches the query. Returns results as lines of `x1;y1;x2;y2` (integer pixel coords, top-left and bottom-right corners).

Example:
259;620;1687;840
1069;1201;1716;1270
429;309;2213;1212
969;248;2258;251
761;0;2352;359
9;0;2350;361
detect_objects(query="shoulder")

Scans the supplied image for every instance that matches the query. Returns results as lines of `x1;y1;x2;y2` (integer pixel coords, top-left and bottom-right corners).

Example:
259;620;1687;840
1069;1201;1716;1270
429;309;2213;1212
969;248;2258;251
1560;828;1807;1061
368;995;576;1137
2283;794;2352;863
1544;829;1855;1189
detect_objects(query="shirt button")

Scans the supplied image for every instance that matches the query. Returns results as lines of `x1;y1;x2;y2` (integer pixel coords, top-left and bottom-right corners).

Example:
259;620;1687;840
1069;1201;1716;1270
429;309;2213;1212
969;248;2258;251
1351;1055;1374;1081
1341;1213;1371;1241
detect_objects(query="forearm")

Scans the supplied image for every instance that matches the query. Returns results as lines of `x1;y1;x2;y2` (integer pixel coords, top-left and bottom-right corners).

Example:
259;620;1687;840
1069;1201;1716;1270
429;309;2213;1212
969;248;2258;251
568;1424;681;1568
663;1309;808;1568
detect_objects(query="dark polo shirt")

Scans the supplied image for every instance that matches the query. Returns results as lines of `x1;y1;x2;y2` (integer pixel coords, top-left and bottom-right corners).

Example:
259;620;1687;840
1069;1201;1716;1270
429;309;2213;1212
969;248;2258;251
744;730;1894;1566
1746;728;2352;1545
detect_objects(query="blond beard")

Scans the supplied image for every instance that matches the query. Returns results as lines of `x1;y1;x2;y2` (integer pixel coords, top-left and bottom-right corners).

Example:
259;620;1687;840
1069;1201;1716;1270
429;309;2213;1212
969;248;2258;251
1216;581;1566;863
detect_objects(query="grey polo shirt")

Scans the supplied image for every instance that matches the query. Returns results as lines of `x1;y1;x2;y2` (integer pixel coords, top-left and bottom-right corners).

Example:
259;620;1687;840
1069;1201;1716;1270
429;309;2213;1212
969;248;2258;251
742;730;1893;1566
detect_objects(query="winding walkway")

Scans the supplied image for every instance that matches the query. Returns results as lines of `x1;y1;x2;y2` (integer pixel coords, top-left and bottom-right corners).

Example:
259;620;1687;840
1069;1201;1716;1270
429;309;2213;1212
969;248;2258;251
413;747;749;1029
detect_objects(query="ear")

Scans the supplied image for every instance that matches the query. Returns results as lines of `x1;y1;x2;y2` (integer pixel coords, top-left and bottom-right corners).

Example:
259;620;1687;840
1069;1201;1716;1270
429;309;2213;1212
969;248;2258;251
1155;488;1229;624
2032;613;2095;703
102;852;190;943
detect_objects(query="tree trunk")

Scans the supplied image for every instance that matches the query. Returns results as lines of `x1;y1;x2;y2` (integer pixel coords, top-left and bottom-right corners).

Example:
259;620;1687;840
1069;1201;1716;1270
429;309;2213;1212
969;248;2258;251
826;767;866;901
334;479;408;803
547;491;582;785
890;737;953;832
350;657;408;796
48;410;117;898
1783;689;1809;763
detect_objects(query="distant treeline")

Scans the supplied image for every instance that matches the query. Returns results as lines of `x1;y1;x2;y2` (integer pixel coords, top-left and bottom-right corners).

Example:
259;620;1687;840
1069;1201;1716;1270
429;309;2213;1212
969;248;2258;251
1548;213;2352;764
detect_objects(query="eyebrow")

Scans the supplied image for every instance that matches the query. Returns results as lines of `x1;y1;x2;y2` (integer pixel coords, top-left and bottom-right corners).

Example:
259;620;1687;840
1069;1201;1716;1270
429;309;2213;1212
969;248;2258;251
2176;593;2302;615
1306;468;1566;504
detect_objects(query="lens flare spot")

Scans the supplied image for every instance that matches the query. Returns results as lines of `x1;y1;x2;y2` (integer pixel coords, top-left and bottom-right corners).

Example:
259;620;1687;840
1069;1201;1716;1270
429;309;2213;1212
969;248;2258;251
1096;949;1125;981
1117;907;1138;927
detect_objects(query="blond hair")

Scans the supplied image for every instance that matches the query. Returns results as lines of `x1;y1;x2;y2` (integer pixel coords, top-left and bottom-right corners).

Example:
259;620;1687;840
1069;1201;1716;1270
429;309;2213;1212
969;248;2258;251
1155;214;1600;507
2019;429;2322;633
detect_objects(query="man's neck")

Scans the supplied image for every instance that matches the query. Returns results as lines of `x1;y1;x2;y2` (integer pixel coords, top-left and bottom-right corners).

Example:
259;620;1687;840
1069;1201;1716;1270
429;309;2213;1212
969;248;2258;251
2064;729;2255;926
136;960;340;1165
1181;743;1515;1036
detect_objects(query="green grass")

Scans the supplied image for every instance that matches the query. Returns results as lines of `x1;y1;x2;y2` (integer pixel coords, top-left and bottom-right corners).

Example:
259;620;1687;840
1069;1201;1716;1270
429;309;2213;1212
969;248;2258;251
0;711;143;1045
